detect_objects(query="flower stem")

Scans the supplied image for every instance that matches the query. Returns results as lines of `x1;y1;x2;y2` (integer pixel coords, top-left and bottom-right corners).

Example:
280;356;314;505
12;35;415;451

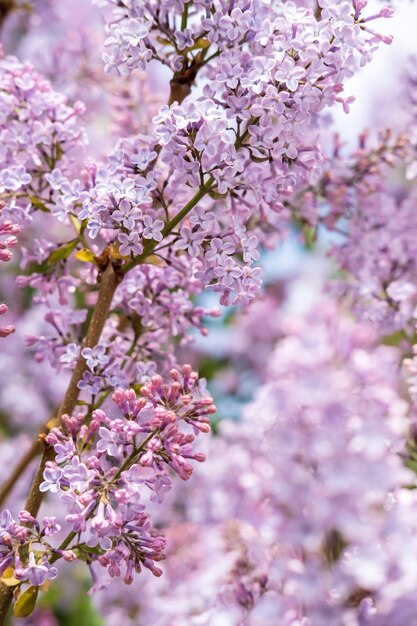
122;176;215;274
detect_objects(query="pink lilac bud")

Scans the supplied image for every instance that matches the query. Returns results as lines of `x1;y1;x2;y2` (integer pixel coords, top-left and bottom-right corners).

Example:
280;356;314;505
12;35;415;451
0;249;12;262
18;511;38;527
0;205;20;338
0;325;14;338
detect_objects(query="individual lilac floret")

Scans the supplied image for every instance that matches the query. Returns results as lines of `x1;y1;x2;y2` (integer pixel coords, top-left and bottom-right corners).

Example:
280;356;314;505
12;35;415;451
81;344;110;371
39;465;63;493
15;552;58;587
60;343;81;369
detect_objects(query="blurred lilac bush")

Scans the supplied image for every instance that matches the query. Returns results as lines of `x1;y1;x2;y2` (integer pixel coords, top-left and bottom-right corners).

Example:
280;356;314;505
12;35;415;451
2;1;417;625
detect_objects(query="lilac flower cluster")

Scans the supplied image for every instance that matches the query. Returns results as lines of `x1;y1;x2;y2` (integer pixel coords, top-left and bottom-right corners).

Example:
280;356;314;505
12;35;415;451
50;2;392;304
0;47;86;227
71;135;158;241
235;303;415;624
283;122;414;334
79;1;392;305
37;366;214;586
0;0;408;622
329;188;417;333
90;299;417;626
24;253;220;396
0;510;60;586
97;0;392;78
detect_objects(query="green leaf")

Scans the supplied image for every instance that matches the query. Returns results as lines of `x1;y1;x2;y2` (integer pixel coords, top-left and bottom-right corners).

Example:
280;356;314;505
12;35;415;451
381;330;405;347
404;458;417;474
29;196;50;213
303;224;317;250
73;544;105;561
0;566;20;587
47;240;78;266
189;37;210;51
198;357;228;381
74;248;96;263
13;586;39;617
41;582;104;626
69;214;82;234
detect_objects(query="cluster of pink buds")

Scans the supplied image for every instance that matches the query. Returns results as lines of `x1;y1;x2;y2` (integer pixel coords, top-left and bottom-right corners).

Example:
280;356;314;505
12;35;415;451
34;365;215;588
0;202;20;338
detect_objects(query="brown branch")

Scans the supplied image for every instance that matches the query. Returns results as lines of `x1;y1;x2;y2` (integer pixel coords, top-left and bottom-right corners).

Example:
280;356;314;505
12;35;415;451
0;586;12;626
0;438;43;507
24;261;120;518
168;77;192;106
0;0;14;30
168;57;200;106
0;261;120;624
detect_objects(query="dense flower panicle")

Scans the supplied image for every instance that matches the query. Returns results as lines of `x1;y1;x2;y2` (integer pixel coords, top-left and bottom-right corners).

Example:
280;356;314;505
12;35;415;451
0;0;412;622
96;0;392;77
0;46;88;357
328;189;417;332
56;258;220;397
0;48;87;226
18;240;220;400
0;366;214;594
220;303;417;625
56;0;394;310
22;366;214;586
287;126;415;333
3;0;393;383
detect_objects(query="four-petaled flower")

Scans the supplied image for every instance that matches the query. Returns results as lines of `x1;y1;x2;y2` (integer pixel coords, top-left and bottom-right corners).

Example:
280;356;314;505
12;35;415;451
82;344;109;371
142;215;164;242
